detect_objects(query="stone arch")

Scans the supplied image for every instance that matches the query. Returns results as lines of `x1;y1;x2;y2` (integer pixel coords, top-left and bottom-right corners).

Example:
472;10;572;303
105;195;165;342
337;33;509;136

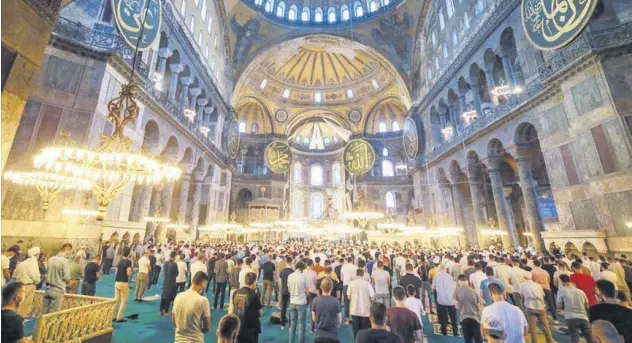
487;138;506;158
235;96;274;134
109;232;120;246
159;31;169;49
180;147;194;165
514;121;541;146
141;120;160;154
176;65;191;102
564;241;579;255
121;232;131;247
363;96;410;134
582;241;599;257
437;167;450;186
160;136;180;162
500;27;518;60
132;232;141;245
235;188;253;222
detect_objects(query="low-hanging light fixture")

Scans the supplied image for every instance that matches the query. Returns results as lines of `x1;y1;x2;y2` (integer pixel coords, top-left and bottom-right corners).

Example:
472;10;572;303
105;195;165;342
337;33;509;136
491;84;512;97
199;126;210;137
184;108;196;122
3;170;92;211
441;126;454;136
462;108;477;121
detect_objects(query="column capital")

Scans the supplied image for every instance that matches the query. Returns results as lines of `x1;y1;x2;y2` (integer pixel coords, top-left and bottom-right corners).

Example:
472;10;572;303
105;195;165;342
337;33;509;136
180;76;194;86
483;156;503;172
169;63;184;73
158;48;172;59
204;106;214;114
503;186;513;198
189;88;202;97
469;75;480;85
197;98;208;107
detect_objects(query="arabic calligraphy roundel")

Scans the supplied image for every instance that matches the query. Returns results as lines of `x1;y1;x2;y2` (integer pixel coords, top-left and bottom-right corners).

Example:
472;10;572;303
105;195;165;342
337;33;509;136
112;0;162;51
521;0;597;50
227;120;240;160
403;116;419;160
343;139;376;175
264;141;293;174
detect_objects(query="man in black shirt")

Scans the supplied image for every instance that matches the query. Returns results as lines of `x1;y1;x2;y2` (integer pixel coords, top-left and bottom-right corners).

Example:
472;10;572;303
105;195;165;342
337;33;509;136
231;272;263;343
279;256;294;330
311;278;341;342
400;264;423;299
2;282;32;343
355;302;403;343
261;254;275;307
589;279;632;342
113;247;132;323
206;253;217;295
82;256;101;296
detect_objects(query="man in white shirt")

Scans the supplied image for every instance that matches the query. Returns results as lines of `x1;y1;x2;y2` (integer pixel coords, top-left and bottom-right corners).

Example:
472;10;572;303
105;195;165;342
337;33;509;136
340;256;357;323
371;261;391;309
520;272;553;343
287;261;308;343
509;258;527;313
482;282;528;343
175;254;188;293
238;257;253;289
134;250;151;301
14;246;41;318
433;262;458;336
190;254;208;291
347;268;375;339
172;271;211;342
469;262;487;294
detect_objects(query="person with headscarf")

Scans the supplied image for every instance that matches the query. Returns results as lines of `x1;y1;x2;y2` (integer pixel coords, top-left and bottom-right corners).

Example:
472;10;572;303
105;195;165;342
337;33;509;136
13;246;41;318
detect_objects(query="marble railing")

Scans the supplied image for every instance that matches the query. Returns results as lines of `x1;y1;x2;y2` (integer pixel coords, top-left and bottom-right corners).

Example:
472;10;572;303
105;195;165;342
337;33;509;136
32;291;117;343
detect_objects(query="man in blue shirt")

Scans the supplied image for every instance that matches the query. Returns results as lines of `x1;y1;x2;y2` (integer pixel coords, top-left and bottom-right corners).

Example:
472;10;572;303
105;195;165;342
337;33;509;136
480;266;505;306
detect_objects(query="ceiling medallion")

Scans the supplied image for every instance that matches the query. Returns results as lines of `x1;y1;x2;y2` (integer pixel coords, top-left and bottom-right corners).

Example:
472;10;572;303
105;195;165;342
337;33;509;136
343;139;376;175
275;109;288;123
302;158;310;166
349;110;362;124
264;140;292;174
403;116;419;160
324;159;331;167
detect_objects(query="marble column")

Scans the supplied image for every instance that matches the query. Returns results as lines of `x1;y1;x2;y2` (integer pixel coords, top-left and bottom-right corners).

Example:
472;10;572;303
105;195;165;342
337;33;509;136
467;175;487;247
487;158;513;248
450;179;469;247
168;64;184;101
158;182;175;243
188;88;201;113
501;54;516;89
447;103;458;131
137;185;153;222
146;185;163;237
157;48;172;75
516;150;546;252
504;187;520;247
189;175;203;241
240;148;248;175
177;173;191;224
483;62;496;93
179;77;193;116
204;106;213;129
215;110;225;150
469;76;484;119
197;99;208;126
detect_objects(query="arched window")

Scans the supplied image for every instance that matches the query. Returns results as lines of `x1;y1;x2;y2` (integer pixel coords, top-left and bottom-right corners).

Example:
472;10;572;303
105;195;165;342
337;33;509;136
333;136;339;144
328;8;336;23
443;44;448;59
283;89;290;98
293;162;302;183
333;193;343;213
301;7;310;21
293;192;302;217
332;162;341;185
382;148;389;156
354;1;364;17
207;16;212;33
288;5;297;20
201;0;207;21
254;0;262;5
381;0;390;5
378;121;388;133
463;12;470;28
427;67;432;81
311;193;323;219
311;165;323;186
251;123;259;134
385;191;396;209
189;15;195;32
180;0;187;15
314;92;322;103
452;31;458;46
439;12;445;30
315;8;323;22
346;89;353;99
264;0;274;13
303;137;310;146
324;137;330;146
295;136;301;144
368;0;378;12
259;79;268;90
446;0;455;18
276;1;285;17
238;121;246;133
382;160;394;176
434;56;440;70
341;5;350;20
391;121;401;131
431;31;437;47
371;79;379;90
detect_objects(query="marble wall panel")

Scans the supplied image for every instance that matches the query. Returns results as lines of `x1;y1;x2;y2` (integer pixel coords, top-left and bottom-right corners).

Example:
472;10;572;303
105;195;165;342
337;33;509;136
543;148;568;188
42;55;82;93
545;104;569;135
576;132;602;178
571;76;604;116
570;199;599;230
605;190;632;236
604;119;632;170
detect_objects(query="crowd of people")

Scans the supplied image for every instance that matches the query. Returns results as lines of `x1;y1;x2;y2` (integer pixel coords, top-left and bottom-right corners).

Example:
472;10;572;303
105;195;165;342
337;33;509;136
2;238;632;343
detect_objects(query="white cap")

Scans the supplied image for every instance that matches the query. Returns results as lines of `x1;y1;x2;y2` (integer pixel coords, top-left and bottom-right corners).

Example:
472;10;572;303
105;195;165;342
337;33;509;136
28;247;40;257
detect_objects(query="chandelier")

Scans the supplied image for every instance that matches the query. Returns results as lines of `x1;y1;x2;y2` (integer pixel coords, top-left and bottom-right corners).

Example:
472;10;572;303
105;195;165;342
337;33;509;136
462;109;477;121
491;84;512;97
32;84;182;221
3;171;92;211
184;109;196;122
199;126;210;137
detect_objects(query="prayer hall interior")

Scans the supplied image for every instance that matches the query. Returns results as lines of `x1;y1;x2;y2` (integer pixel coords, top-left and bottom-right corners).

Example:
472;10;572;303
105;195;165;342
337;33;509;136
2;0;632;342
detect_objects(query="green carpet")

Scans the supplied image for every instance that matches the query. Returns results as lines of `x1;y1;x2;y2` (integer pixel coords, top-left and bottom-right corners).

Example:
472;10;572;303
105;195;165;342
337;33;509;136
29;272;574;342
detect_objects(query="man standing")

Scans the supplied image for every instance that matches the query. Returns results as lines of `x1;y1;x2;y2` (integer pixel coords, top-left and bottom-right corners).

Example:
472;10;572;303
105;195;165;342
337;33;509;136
481;283;528;343
454;274;483;343
340;256;357;324
231;272;263;343
347;268;375;339
311;278;341;343
400;263;422;301
43;243;72;314
214;253;229;310
103;244;114;274
386;286;422;343
288;261;308;343
469;262;486;294
571;261;598;306
1;246;19;287
228;258;243;313
304;259;318;314
2;282;33;343
82;256;101;296
206;252;217;295
161;251;179;316
532;259;558;322
354;303;403;343
148;249;158;290
134;250;151;302
480;267;504;306
190;254;208;286
433;262;458;336
279;257;294;330
589;279;632;342
556;274;593;343
172;271;211;342
509;257;527;313
261;254;276;307
14;247;40;318
520;272;553;343
113;247;133;322
372;261;392;309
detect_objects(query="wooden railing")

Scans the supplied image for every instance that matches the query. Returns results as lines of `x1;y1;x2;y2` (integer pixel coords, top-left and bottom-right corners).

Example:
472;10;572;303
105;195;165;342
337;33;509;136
32;291;117;343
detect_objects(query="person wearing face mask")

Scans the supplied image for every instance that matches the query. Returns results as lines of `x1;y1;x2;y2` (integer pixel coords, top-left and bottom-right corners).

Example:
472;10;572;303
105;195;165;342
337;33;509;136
42;243;72;314
2;281;33;343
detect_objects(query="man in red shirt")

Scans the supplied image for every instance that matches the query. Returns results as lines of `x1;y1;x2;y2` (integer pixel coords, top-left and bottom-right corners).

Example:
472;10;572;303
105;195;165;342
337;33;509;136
570;261;597;306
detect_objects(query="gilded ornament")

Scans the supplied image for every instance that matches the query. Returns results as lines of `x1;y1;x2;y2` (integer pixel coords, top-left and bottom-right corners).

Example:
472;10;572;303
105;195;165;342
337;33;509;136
343;139;376;175
112;0;162;50
264;141;293;174
227;119;241;160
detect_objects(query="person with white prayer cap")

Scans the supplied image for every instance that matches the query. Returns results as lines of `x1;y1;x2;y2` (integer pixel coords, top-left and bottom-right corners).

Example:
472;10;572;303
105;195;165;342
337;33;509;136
13;246;41;318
